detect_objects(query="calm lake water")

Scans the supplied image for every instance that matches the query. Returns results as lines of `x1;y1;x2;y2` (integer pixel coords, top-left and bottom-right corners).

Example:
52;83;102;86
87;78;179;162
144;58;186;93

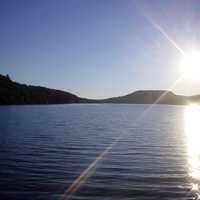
0;104;200;200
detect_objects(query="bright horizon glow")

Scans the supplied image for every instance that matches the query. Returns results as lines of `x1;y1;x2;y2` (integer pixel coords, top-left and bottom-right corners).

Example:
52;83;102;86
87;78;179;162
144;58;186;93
180;51;200;80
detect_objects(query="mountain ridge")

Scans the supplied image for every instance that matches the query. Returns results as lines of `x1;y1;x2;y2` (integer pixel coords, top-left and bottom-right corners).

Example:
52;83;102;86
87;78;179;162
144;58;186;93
0;74;198;105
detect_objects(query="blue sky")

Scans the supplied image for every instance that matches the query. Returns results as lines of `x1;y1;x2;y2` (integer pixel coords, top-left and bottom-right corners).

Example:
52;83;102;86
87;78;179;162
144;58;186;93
1;0;200;98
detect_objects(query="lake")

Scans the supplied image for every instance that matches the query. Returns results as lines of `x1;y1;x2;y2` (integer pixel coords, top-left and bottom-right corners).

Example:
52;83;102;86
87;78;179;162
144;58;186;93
0;104;199;200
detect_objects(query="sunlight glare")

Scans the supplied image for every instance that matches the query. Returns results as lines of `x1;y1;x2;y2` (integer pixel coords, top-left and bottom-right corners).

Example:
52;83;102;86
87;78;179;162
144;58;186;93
185;104;200;171
184;104;200;196
180;51;200;80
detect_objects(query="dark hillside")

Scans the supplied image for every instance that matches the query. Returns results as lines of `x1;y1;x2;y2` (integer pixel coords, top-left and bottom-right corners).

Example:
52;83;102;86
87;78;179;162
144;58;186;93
0;74;198;105
0;74;84;105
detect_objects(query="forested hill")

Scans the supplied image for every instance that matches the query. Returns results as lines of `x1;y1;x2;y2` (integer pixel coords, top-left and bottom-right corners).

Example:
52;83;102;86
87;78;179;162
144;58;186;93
0;74;86;105
101;90;188;105
0;74;199;105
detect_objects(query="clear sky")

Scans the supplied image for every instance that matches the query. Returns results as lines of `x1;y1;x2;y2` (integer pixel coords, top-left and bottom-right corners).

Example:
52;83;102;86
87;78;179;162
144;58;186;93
1;0;200;98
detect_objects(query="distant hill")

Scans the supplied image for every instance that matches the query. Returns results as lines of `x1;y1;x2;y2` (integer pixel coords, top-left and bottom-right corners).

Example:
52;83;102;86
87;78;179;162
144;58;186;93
101;90;188;105
0;74;198;105
0;74;87;105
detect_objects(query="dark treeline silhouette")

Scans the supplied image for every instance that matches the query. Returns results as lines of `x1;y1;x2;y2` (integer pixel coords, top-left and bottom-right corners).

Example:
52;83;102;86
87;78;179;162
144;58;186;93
0;74;200;105
0;74;89;105
101;90;188;105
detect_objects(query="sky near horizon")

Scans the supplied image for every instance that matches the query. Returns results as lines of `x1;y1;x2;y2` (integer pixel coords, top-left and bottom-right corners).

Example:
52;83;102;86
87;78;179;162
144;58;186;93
1;0;200;98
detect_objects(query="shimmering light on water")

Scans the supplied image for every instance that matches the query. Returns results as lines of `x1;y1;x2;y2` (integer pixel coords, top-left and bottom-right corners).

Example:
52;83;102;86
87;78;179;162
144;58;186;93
184;104;200;199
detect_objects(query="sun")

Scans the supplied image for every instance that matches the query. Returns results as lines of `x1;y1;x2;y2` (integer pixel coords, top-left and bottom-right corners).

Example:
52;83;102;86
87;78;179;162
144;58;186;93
180;51;200;80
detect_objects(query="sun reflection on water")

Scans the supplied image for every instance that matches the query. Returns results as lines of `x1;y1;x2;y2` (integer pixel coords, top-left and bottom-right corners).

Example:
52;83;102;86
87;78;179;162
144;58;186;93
184;104;200;198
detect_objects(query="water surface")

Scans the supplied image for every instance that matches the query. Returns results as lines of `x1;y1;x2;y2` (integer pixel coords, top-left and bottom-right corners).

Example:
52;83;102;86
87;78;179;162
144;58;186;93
0;104;199;199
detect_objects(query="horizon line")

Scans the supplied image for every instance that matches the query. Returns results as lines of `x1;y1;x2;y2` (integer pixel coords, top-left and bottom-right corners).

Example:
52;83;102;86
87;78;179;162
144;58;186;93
1;73;199;100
